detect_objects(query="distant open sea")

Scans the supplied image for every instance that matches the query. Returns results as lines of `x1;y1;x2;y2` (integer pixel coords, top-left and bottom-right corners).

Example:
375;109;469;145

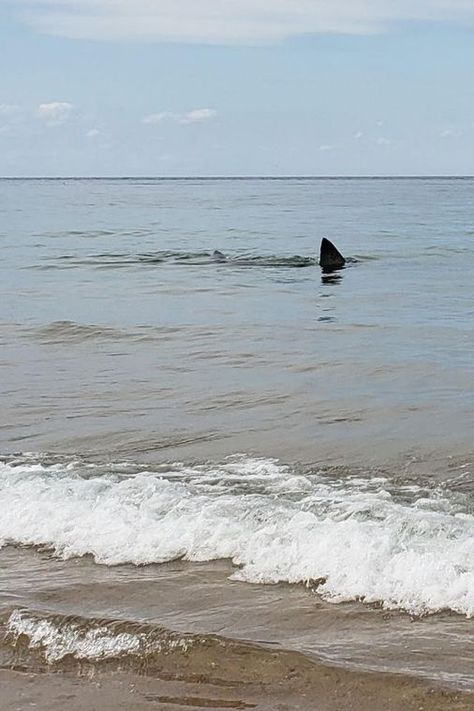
0;177;473;691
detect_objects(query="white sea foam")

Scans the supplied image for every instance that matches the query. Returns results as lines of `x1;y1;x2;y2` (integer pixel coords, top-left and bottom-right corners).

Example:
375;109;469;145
6;610;142;662
6;609;192;662
0;456;472;617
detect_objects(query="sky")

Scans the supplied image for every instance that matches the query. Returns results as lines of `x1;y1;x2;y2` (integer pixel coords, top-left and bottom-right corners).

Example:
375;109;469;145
1;0;474;176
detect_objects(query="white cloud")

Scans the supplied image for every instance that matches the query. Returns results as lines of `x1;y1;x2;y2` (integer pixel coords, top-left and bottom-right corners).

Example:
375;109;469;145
85;128;100;137
353;131;364;139
143;109;217;125
142;112;173;124
36;101;74;126
178;108;217;124
376;136;391;145
13;1;474;44
439;128;461;138
319;144;334;151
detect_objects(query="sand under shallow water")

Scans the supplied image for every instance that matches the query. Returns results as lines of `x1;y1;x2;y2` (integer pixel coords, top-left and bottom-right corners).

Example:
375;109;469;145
1;648;473;711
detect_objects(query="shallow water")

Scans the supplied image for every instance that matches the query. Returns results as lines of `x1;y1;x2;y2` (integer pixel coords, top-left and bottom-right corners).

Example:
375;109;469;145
0;177;473;687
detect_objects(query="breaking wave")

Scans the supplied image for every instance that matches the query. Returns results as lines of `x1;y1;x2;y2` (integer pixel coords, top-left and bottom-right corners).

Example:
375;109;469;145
4;609;194;666
0;455;472;617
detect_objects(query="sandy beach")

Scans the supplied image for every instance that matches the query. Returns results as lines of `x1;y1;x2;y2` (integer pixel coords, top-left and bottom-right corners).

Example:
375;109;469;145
2;642;473;711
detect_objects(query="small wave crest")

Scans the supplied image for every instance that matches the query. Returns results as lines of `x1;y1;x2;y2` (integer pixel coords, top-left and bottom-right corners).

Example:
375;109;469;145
42;251;318;270
0;455;472;617
3;609;194;666
33;321;131;344
1;608;311;688
22;321;186;345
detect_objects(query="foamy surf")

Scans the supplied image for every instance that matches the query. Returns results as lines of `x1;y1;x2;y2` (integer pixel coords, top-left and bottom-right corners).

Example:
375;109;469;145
4;609;193;664
0;455;472;617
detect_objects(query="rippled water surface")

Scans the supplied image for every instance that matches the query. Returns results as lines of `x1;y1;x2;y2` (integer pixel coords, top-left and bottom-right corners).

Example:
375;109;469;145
0;178;473;687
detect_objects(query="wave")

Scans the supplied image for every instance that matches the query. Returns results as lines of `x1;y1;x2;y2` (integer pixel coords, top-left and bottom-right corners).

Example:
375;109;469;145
2;608;274;687
3;609;194;668
22;321;226;346
32;320;133;344
0;455;472;617
3;608;473;702
38;251;320;270
214;255;316;268
2;607;334;688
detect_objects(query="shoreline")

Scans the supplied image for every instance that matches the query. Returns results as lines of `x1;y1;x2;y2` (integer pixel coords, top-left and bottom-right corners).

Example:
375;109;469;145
2;636;473;711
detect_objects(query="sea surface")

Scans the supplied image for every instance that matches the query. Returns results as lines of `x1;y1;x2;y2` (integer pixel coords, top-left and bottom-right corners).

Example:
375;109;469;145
0;177;473;689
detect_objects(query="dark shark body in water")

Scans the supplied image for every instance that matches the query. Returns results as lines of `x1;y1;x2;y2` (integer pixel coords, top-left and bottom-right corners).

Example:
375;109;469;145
213;239;346;272
212;250;314;268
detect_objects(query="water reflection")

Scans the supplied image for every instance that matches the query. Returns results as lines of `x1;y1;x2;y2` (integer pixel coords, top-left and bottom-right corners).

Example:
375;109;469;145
316;282;339;322
321;269;344;285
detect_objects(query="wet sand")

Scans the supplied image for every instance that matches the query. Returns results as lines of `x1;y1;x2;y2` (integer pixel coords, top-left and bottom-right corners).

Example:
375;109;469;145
2;646;473;711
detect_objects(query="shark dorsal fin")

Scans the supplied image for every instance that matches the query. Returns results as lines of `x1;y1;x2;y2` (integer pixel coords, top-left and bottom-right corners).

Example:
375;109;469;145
319;238;346;271
212;250;227;262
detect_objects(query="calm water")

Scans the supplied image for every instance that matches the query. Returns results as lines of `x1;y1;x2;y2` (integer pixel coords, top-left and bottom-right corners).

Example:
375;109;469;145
0;178;473;687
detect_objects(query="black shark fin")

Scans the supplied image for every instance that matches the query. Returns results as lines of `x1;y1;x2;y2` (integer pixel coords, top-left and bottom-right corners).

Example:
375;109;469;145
319;238;346;271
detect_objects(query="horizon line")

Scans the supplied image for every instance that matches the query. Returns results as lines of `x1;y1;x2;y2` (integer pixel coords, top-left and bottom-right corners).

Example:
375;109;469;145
1;175;474;180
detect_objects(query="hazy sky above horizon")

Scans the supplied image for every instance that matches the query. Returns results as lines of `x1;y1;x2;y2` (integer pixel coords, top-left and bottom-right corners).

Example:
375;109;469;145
1;1;474;176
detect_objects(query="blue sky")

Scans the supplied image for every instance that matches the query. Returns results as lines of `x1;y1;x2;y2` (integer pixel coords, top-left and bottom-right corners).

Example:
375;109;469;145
1;1;473;176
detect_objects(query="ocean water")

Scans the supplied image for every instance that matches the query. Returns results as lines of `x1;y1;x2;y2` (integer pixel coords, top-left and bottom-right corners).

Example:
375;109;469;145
0;177;473;688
